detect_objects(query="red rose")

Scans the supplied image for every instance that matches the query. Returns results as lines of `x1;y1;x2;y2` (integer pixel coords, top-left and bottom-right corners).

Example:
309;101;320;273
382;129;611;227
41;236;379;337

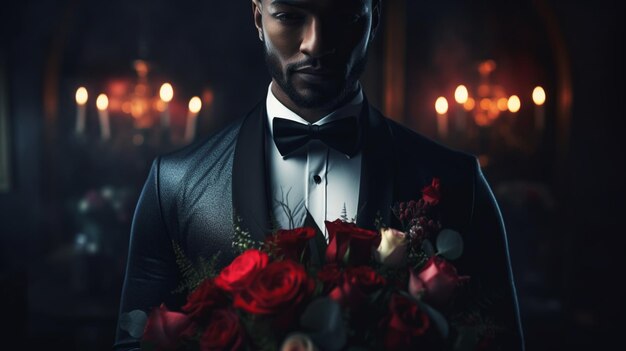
182;279;228;322
422;178;441;206
317;263;342;293
199;308;244;351
142;304;197;351
324;219;381;266
233;260;315;315
329;266;386;309
409;256;469;306
265;227;316;262
383;294;430;350
214;249;269;293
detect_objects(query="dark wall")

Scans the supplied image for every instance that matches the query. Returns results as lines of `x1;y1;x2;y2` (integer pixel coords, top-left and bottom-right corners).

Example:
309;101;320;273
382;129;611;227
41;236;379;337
1;0;624;349
551;0;626;347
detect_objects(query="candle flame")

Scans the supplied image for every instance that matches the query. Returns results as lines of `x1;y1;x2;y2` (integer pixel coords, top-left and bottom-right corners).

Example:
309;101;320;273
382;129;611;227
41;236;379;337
96;94;109;111
188;96;202;114
508;95;521;113
159;83;174;102
435;97;448;115
76;87;88;105
454;85;469;104
532;86;546;105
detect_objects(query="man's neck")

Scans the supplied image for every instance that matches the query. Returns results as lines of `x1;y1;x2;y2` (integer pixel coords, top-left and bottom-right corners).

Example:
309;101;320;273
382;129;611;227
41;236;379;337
270;80;360;124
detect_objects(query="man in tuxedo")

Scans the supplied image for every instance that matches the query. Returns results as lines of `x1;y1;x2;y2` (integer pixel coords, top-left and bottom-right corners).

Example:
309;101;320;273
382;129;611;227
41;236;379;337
114;0;524;349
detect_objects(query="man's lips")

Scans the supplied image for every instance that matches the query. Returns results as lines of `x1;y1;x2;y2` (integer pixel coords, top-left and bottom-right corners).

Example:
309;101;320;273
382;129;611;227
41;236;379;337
294;67;340;77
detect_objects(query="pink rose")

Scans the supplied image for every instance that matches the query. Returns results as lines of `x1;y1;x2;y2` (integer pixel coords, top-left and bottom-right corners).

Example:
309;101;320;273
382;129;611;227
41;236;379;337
142;304;197;351
409;256;469;306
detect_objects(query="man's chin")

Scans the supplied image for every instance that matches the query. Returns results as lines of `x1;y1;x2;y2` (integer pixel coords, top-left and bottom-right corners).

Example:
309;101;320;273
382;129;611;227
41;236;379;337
288;89;343;110
288;81;347;109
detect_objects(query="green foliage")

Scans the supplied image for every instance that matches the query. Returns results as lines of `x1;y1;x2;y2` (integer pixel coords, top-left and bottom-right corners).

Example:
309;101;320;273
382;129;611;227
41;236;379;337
341;203;349;222
171;240;220;295
232;213;261;255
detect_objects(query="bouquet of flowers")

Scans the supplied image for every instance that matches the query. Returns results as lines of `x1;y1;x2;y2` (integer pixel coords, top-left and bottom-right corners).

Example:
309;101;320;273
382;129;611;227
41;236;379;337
142;178;494;351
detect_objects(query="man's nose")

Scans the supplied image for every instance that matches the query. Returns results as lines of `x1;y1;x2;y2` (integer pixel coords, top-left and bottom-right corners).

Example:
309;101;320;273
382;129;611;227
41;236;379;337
300;18;336;58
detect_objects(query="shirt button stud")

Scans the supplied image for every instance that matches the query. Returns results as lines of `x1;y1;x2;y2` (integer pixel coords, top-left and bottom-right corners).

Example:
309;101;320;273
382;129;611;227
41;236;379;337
313;175;321;184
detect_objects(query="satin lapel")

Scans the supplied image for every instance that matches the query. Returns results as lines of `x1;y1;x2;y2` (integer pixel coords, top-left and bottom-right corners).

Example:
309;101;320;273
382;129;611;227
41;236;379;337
356;103;396;230
232;103;271;242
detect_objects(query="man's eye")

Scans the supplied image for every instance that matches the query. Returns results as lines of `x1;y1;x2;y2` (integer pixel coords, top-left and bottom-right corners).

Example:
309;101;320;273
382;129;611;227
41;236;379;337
274;12;304;23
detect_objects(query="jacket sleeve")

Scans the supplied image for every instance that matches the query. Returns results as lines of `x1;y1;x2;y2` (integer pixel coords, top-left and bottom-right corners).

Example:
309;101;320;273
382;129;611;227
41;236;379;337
113;158;183;351
462;157;525;350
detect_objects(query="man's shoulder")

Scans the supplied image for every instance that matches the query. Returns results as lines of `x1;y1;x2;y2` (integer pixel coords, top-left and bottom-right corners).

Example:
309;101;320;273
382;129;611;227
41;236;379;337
162;116;243;166
373;108;477;170
154;109;250;187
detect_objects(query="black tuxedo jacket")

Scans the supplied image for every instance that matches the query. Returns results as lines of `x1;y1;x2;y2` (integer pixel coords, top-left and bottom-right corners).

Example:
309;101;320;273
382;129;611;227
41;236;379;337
114;101;524;350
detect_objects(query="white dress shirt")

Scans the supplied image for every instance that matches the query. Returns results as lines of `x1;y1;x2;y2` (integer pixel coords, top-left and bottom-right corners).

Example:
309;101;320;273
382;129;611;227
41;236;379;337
265;82;363;240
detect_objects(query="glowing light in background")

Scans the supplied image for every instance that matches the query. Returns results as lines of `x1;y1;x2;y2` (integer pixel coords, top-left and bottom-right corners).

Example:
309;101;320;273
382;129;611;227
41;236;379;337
96;94;109;111
188;96;202;114
159;83;174;102
507;95;521;113
496;97;509;112
75;87;88;105
463;97;475;111
435;97;449;115
532;86;546;106
454;85;469;104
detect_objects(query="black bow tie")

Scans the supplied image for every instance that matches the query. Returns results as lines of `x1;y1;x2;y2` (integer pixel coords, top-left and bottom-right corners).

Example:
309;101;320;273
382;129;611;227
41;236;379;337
272;116;361;158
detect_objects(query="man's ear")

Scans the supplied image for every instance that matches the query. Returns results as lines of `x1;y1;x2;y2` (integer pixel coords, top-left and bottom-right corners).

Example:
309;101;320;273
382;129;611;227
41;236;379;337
251;0;264;41
370;0;381;41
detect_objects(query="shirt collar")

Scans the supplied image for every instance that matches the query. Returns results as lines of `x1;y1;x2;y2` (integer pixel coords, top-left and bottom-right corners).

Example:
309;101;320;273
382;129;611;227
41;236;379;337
266;81;364;138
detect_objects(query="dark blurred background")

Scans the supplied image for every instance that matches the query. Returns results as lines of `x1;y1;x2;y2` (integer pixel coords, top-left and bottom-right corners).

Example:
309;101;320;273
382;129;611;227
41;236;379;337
0;0;624;349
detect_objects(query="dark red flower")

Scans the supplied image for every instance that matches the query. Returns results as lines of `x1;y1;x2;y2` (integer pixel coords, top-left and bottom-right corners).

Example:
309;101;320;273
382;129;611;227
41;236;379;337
329;266;386;309
422;178;441;206
409;256;469;307
199;308;244;351
182;279;228;322
383;294;430;350
265;227;316;262
324;219;381;266
142;304;197;351
214;249;269;293
233;260;315;315
317;263;342;293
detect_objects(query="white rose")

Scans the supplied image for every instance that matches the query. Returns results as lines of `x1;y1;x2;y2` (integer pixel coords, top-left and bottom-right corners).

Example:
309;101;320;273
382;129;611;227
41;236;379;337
280;333;318;351
375;227;407;267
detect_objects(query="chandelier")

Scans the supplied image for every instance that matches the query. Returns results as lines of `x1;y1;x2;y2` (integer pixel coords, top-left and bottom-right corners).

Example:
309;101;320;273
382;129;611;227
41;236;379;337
73;59;211;146
433;59;546;142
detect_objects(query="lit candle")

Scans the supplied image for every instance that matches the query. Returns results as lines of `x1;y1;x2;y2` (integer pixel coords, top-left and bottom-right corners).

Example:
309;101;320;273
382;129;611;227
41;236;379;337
75;87;88;136
184;96;202;143
159;83;174;128
507;95;521;114
532;86;546;132
435;96;449;139
454;85;469;132
96;93;110;140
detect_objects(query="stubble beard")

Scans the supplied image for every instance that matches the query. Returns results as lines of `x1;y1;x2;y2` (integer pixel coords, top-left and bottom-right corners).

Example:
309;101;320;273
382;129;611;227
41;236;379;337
264;46;369;110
